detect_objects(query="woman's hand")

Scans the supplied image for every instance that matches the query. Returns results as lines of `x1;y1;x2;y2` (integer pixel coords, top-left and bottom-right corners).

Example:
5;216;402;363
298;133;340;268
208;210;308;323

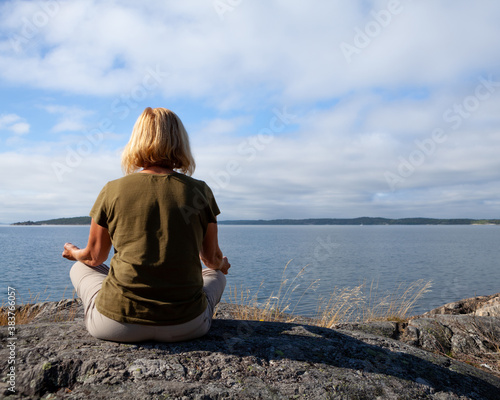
219;256;231;275
61;219;112;266
200;222;231;274
62;242;79;261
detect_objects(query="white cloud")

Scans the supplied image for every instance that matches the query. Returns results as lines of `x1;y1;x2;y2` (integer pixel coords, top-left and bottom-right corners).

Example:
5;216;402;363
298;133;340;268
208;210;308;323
1;1;500;221
0;113;30;136
10;122;30;134
190;91;500;219
39;104;95;132
0;148;122;223
1;1;499;106
0;114;20;126
193;116;253;140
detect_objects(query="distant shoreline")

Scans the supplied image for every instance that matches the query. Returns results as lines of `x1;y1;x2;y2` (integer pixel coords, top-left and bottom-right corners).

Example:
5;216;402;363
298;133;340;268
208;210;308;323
9;216;500;226
11;217;92;226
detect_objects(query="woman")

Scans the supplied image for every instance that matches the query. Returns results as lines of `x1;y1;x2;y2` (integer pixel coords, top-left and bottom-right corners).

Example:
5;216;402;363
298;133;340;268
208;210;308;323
63;107;230;343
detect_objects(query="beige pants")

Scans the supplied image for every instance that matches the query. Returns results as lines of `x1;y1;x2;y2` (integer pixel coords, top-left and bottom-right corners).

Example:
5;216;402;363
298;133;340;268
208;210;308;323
70;262;226;343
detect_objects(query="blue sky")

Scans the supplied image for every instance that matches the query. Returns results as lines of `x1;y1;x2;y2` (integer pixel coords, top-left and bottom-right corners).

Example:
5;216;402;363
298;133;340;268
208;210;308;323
1;0;500;223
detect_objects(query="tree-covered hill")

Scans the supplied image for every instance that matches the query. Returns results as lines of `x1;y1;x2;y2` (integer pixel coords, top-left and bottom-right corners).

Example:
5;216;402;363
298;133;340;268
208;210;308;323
12;216;91;225
218;217;500;225
11;216;499;226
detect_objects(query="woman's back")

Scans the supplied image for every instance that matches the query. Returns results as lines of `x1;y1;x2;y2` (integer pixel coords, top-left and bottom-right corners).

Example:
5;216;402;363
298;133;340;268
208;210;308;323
91;172;219;325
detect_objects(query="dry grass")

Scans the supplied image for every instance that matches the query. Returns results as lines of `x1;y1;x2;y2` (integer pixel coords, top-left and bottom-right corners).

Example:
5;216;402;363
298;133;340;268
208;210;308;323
313;284;365;328
228;261;320;323
0;287;78;326
0;290;49;326
228;263;432;328
360;279;433;322
305;278;432;328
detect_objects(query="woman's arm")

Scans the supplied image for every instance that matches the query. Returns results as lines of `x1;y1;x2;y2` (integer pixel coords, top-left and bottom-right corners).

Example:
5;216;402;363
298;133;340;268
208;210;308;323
200;222;230;274
62;218;112;267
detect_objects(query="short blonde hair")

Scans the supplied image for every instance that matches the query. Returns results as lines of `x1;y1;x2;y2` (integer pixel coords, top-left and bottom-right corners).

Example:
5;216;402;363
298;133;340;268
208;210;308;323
121;107;195;175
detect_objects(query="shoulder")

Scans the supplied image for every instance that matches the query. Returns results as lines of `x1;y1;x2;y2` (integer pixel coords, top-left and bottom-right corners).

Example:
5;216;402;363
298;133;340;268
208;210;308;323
95;175;141;197
172;173;212;192
102;173;215;196
105;174;145;187
172;174;218;210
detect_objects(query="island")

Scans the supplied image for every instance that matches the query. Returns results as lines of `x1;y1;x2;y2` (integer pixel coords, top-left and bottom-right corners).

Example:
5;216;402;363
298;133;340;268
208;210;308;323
11;217;92;225
11;216;500;226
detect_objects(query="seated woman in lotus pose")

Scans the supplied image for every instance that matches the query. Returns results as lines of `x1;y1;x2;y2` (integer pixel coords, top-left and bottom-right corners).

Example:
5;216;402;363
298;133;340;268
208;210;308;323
63;107;230;343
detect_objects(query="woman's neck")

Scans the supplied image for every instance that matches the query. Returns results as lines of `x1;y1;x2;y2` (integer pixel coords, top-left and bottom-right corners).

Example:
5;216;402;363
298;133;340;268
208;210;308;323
140;166;174;175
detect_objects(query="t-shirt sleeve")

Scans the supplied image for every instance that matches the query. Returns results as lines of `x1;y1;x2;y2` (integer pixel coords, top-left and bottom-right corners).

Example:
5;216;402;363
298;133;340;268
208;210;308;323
89;184;109;229
204;184;220;224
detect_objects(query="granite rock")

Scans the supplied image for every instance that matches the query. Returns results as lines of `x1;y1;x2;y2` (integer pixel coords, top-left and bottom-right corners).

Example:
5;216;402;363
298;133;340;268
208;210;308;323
424;293;500;317
1;299;499;399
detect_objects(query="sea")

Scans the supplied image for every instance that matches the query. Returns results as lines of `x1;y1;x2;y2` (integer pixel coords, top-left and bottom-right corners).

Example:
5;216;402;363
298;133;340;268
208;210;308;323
1;224;499;318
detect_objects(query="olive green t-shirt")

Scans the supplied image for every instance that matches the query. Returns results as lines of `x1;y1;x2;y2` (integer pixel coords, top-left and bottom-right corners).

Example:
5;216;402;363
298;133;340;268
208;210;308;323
90;172;220;325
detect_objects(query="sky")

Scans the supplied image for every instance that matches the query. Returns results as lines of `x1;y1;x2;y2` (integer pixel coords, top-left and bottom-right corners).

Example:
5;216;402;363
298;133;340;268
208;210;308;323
0;0;500;223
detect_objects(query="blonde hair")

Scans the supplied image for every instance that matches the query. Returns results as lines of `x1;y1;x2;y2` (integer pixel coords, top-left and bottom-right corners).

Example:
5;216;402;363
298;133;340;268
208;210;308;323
121;107;195;175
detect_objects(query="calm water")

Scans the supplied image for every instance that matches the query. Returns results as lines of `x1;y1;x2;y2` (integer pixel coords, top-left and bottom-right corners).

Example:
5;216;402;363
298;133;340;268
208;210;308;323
1;225;499;317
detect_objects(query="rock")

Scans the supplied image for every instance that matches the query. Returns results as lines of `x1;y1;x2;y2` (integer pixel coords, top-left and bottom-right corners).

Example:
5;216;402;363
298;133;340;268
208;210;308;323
400;314;500;375
475;296;500;317
1;300;500;399
407;293;500;379
332;320;403;340
425;293;500;317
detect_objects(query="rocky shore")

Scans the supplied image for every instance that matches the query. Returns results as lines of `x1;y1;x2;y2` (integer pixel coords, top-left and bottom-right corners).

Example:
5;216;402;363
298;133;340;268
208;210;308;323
1;295;499;399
